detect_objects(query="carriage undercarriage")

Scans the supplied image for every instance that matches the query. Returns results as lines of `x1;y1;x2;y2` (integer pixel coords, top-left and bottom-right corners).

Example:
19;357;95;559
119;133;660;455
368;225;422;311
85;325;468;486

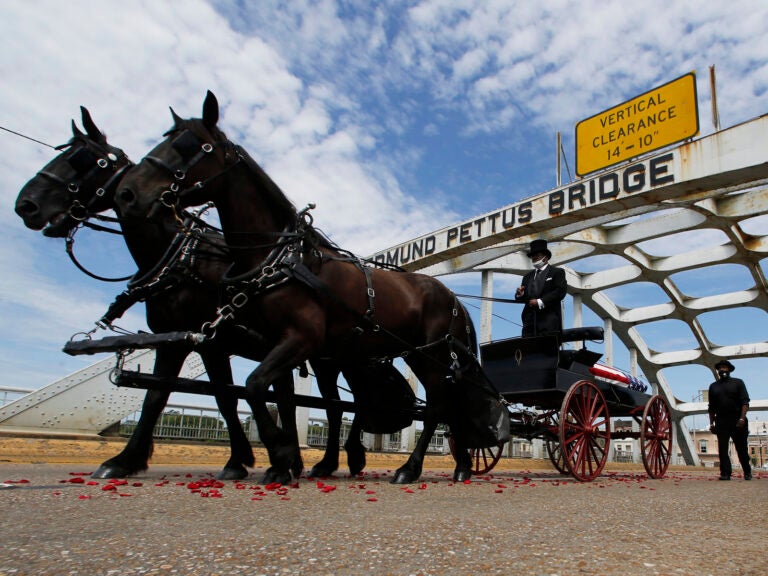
65;324;672;483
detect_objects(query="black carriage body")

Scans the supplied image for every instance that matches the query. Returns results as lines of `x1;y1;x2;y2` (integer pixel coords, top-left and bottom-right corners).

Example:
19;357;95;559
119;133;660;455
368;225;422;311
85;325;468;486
480;331;649;417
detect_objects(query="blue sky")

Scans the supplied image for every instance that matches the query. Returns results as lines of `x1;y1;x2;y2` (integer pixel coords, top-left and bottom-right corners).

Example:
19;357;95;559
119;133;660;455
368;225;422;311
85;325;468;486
1;0;766;422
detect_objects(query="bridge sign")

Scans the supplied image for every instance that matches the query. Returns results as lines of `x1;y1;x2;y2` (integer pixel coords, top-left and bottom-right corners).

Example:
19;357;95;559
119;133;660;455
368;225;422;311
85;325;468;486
575;72;699;176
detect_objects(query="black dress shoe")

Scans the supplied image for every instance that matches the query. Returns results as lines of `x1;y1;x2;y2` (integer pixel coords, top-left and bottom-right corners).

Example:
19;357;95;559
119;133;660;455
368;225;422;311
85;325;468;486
744;473;752;481
719;475;731;480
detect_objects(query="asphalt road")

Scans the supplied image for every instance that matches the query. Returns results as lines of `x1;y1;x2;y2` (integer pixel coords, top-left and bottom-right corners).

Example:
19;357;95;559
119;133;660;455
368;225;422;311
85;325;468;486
1;460;765;576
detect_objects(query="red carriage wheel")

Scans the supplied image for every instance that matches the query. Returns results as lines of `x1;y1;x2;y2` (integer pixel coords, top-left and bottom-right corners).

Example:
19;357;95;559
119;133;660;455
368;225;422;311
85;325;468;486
447;437;506;475
640;395;672;479
543;413;568;474
546;438;567;474
559;380;610;482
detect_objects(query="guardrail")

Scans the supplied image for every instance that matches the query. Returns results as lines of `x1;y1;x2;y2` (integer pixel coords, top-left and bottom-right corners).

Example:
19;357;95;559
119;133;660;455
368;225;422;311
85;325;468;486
0;386;34;407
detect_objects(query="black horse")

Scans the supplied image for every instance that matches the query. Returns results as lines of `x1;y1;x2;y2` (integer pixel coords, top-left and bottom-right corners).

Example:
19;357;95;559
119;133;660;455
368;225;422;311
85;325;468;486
14;109;385;482
116;91;483;483
14;109;299;481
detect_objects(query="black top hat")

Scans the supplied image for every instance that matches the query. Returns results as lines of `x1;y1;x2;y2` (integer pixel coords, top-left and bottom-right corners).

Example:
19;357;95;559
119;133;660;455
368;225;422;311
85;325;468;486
714;359;736;372
527;239;552;259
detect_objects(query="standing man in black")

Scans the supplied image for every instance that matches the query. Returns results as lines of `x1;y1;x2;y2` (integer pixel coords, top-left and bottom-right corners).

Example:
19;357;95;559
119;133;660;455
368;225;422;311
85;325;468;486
514;239;567;337
708;359;752;481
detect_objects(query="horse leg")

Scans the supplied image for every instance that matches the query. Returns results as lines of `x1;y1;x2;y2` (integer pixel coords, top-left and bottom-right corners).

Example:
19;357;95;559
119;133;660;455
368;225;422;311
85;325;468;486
244;369;301;485
200;351;255;480
391;416;435;484
243;337;310;484
92;347;186;479
308;360;343;477
390;365;472;484
268;370;304;481
448;427;473;482
344;417;367;476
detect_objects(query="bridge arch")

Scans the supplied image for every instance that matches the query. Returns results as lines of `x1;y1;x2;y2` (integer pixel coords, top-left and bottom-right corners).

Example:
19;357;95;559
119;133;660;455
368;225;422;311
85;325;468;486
373;115;768;465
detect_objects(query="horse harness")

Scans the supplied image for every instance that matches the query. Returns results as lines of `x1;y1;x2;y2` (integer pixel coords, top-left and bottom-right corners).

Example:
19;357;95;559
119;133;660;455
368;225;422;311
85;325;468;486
99;210;226;328
140;127;476;366
38;136;133;224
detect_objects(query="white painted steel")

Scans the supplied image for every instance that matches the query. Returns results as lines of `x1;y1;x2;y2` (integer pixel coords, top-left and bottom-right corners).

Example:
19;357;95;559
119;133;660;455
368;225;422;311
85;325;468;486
0;350;205;435
373;115;768;466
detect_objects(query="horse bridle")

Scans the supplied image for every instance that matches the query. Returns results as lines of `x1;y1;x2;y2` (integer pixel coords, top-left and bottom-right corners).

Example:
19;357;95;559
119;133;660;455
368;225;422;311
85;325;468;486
38;137;133;223
142;128;229;211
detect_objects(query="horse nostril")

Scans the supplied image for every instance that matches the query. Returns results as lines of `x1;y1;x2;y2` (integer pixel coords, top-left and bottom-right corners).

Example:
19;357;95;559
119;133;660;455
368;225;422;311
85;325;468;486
15;199;39;217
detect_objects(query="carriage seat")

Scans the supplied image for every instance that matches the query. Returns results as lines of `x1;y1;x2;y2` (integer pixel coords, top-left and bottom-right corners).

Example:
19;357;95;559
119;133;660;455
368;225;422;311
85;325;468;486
559;326;604;344
558;327;603;372
558;348;602;372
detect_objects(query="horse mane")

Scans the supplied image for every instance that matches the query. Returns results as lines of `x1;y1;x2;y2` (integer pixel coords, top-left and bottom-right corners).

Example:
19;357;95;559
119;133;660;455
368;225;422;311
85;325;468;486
234;144;298;223
177;117;299;229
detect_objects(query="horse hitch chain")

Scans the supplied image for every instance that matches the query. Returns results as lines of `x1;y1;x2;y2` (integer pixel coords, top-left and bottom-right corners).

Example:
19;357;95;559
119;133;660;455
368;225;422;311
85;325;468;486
109;349;129;385
201;291;247;340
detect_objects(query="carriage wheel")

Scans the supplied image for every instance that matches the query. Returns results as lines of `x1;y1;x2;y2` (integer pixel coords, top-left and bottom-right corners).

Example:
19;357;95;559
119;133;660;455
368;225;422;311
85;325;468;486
559;380;610;482
544;413;568;474
447;437;505;475
640;395;672;479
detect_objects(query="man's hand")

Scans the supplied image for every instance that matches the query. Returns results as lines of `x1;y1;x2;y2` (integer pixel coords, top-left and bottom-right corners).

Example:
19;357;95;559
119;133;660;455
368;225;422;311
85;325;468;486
736;418;746;429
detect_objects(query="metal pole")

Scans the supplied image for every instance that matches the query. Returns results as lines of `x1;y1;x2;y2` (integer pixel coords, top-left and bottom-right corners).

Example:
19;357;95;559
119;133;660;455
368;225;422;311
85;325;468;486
480;271;494;344
603;317;613;366
709;65;720;132
556;132;562;186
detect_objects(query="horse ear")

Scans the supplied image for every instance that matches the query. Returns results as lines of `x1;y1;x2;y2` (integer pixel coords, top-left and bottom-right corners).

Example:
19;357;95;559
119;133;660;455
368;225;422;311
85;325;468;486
170;107;183;127
202;90;219;129
71;119;85;138
80;106;105;142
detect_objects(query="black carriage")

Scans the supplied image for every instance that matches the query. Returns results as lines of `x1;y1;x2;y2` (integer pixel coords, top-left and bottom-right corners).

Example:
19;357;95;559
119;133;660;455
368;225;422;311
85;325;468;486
452;326;672;481
65;324;672;483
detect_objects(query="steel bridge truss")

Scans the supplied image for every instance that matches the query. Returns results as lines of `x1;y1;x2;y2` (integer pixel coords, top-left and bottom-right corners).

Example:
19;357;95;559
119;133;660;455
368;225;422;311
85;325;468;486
372;115;768;466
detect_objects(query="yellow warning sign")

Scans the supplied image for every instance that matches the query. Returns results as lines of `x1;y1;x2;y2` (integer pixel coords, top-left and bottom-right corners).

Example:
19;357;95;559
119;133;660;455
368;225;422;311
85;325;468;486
575;72;699;176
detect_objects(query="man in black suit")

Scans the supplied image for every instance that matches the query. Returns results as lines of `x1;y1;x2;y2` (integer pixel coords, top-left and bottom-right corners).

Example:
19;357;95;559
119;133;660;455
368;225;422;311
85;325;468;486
708;359;752;481
514;239;567;337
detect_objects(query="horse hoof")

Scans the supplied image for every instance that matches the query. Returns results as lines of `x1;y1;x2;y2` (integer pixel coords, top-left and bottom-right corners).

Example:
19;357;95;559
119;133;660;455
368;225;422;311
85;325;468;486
347;452;366;477
390;469;418;484
308;463;337;478
91;464;131;479
453;468;472;482
260;467;292;486
217;466;249;481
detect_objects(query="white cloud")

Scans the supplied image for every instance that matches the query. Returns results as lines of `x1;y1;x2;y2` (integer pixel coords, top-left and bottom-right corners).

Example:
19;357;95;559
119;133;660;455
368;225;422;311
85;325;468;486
1;0;766;400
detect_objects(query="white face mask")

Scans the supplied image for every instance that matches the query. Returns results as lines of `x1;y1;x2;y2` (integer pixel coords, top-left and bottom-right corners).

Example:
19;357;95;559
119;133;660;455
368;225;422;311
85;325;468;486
533;259;547;270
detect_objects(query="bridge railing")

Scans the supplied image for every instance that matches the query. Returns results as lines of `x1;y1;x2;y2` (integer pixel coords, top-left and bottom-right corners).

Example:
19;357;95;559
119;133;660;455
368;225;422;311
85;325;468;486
0;386;34;407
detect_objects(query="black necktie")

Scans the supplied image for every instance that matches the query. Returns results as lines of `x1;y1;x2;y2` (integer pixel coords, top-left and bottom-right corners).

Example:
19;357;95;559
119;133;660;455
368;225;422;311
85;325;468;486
533;269;544;294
